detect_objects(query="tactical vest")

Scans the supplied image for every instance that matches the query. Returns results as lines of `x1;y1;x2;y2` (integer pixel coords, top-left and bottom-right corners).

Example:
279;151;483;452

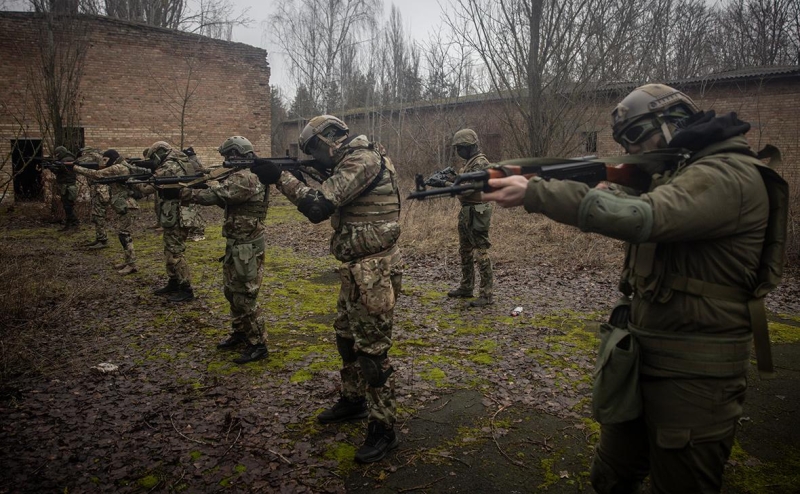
226;193;269;221
625;145;788;379
336;147;401;226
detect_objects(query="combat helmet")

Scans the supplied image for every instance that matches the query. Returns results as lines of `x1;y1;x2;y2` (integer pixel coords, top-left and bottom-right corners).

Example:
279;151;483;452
612;84;698;146
451;129;479;147
53;146;72;160
218;136;254;157
146;141;172;159
298;115;349;155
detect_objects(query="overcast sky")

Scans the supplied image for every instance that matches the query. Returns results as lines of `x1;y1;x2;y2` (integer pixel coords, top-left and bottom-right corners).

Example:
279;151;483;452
229;0;450;95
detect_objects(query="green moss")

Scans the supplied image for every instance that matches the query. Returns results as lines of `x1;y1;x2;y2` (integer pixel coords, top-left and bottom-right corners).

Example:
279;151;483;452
290;369;313;383
768;322;800;344
538;457;560;489
727;440;800;493
234;464;247;474
137;475;160;489
324;442;358;475
420;367;447;386
189;451;202;461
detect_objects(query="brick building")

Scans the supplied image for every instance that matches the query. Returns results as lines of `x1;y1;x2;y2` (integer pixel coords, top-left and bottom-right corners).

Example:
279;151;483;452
277;66;800;188
0;12;271;204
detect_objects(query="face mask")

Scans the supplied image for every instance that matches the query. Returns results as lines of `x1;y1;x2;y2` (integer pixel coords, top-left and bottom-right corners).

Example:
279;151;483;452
310;143;335;168
456;146;472;160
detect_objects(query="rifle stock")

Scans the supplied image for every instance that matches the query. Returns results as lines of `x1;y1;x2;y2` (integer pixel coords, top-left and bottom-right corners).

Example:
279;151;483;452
408;156;655;200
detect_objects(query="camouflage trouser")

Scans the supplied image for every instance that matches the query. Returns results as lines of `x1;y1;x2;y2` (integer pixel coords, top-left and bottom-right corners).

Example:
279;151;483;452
223;237;266;344
91;187;110;242
57;183;79;224
457;204;493;298
590;375;746;493
163;225;190;284
154;199;161;226
117;209;138;266
334;246;403;427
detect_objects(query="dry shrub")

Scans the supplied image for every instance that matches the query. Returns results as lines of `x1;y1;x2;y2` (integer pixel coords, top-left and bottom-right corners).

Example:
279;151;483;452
399;196;625;270
0;237;97;381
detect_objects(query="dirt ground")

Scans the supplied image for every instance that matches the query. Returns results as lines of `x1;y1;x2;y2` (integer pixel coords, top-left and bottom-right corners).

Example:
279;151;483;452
0;199;798;493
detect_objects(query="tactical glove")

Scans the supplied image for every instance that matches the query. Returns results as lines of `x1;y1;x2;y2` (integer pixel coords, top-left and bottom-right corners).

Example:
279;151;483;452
251;159;282;185
297;191;336;224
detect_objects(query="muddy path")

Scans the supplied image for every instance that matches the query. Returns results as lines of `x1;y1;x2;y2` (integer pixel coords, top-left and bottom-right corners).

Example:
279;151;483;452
0;199;798;493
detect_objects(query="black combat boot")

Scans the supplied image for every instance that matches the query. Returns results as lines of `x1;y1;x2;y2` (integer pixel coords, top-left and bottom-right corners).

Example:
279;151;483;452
355;421;399;463
233;343;268;364
167;283;195;303
470;296;494;307
447;287;473;298
317;396;369;424
153;279;180;296
217;332;248;350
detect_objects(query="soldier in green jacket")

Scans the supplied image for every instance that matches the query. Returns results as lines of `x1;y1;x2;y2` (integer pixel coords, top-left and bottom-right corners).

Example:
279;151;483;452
251;115;403;464
446;129;494;307
483;84;780;493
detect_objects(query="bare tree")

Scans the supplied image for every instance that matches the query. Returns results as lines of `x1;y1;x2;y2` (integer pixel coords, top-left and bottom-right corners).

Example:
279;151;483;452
26;9;90;152
714;0;796;68
445;0;642;158
268;0;382;114
151;54;202;148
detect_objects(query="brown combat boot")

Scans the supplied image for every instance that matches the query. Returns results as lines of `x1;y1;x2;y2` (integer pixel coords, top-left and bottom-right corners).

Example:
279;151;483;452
470;296;494;307
118;265;138;275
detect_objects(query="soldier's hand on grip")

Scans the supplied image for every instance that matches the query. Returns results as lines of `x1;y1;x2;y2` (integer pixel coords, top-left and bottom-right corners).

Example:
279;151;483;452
251;159;282;185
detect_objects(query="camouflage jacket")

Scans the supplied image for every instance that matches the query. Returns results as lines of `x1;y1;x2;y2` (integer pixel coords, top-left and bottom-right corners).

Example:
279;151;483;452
185;169;267;242
277;135;401;262
73;162;139;211
153;152;198;226
457;153;492;205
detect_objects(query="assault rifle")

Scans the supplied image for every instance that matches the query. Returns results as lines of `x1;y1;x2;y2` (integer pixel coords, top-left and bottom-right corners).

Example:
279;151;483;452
406;153;680;200
222;155;331;183
127;174;207;188
92;173;153;185
125;157;158;171
423;166;457;188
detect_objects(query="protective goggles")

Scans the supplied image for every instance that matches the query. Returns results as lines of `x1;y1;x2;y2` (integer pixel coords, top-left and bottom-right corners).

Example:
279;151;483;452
614;117;660;146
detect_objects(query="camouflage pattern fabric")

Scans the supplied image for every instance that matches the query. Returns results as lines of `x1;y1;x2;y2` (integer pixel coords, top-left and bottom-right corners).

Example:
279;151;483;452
277;134;402;427
154;153;196;284
90;185;110;242
74;162;142;267
454;153;493;299
522;135;770;493
56;183;79;224
184;169;268;345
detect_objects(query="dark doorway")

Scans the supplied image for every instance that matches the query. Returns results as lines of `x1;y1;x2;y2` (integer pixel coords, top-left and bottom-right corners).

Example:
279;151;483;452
12;139;44;201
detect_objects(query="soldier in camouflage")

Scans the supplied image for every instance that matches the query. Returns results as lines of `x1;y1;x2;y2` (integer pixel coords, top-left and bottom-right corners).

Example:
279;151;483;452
144;141;199;302
252;115;403;464
51;146;80;231
483;84;784;493
77;147;110;249
180;137;269;364
183;147;208;242
446;129;494;307
73;149;147;275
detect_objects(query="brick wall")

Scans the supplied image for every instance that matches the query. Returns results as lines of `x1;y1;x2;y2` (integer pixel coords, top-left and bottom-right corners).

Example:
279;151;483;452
277;72;799;186
0;12;271;204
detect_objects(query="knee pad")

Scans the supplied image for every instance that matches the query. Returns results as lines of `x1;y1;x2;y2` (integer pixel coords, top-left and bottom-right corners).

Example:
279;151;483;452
118;232;131;249
357;352;393;387
336;335;358;363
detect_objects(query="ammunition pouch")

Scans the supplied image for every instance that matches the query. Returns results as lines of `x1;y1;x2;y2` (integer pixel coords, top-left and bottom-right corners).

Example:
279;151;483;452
592;299;642;424
226;198;268;221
